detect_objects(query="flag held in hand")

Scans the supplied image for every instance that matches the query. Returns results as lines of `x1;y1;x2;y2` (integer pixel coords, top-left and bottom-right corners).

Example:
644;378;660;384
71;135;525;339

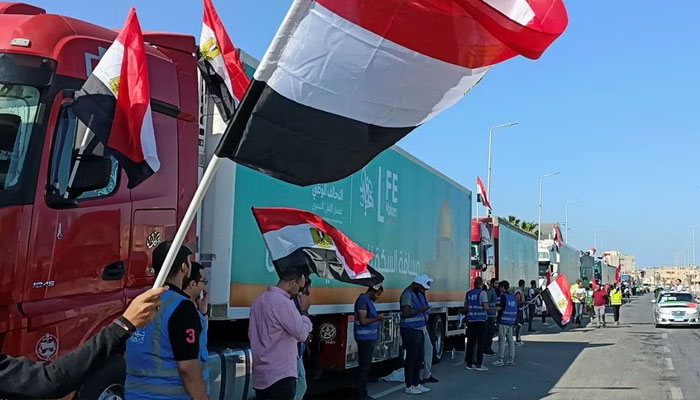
251;207;384;287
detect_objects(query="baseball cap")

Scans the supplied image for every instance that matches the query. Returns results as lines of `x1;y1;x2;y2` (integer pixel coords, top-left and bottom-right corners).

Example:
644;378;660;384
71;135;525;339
413;274;434;290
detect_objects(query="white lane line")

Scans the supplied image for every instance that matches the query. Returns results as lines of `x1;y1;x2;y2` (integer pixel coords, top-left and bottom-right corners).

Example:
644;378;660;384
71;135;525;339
662;333;668;339
666;357;675;371
670;386;684;400
371;384;405;399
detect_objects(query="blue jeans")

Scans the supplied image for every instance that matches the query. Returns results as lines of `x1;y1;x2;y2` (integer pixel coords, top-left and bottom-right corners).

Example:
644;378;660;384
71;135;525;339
294;356;306;400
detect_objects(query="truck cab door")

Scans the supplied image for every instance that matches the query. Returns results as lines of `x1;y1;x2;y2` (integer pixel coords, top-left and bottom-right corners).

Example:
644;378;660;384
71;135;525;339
22;99;128;360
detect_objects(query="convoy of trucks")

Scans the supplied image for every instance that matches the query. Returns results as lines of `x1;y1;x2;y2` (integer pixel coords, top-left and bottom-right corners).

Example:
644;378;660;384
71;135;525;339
0;3;626;399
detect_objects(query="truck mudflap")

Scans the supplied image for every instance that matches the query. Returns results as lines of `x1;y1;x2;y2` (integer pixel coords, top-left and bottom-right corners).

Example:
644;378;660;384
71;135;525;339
206;346;255;400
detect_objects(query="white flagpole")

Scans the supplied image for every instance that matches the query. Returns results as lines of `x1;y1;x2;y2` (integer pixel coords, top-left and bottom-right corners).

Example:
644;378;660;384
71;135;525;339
152;155;222;288
64;127;93;198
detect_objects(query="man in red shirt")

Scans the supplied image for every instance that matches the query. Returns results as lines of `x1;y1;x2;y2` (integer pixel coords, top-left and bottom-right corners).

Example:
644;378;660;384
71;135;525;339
593;288;608;328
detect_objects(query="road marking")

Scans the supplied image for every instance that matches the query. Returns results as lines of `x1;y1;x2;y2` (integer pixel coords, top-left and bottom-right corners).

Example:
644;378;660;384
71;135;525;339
670;387;684;400
662;346;670;353
662;333;668;339
371;384;405;399
666;357;674;371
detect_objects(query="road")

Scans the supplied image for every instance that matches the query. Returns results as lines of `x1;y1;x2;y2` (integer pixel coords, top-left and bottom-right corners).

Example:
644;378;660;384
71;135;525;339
353;292;698;400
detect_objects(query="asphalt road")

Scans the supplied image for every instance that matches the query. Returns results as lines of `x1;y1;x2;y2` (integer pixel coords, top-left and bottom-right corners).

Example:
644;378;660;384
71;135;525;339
361;293;689;400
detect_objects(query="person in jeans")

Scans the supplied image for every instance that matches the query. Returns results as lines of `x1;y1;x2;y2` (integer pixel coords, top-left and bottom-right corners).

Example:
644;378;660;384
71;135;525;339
610;283;623;325
400;276;432;395
586;283;595;321
514;280;526;346
492;281;517;367
484;278;499;356
465;277;500;371
527;280;538;332
593;286;608;328
573;279;586;327
354;285;384;400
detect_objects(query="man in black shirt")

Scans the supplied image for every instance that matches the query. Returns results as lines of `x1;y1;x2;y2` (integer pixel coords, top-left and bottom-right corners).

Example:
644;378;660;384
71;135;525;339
0;286;166;399
125;241;208;400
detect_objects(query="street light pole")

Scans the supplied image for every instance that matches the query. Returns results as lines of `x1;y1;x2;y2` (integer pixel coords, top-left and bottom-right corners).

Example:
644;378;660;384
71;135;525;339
692;224;700;266
594;229;603;251
565;200;581;243
486;122;518;202
538;171;560;241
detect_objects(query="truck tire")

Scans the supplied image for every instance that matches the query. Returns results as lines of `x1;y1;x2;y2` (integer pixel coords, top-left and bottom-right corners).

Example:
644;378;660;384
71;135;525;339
429;316;445;364
74;355;125;400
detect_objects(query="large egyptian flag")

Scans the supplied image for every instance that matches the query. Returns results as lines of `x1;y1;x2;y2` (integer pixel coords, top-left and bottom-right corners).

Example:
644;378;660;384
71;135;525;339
198;0;251;121
541;274;573;329
215;0;568;186
72;8;158;188
252;207;384;287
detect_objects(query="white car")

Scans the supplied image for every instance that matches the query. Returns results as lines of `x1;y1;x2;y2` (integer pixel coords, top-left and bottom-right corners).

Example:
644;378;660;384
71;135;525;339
653;291;700;327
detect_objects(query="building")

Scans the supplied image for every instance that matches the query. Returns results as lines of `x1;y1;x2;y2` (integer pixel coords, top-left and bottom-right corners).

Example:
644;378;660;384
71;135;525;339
641;266;700;290
603;250;636;273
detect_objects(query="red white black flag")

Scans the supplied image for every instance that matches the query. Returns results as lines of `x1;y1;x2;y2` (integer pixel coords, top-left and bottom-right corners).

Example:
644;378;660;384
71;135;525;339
251;207;384;287
216;0;569;186
541;274;573;329
198;0;251;120
72;8;158;188
476;176;492;212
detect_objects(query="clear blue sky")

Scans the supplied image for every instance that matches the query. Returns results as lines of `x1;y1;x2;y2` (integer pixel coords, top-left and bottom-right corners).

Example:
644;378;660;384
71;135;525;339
31;0;700;268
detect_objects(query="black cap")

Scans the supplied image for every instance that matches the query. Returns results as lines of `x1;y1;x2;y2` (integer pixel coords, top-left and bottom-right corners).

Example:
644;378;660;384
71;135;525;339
152;241;193;277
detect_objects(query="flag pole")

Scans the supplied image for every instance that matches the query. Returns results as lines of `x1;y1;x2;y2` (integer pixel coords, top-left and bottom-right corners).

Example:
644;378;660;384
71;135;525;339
64;128;93;198
152;155;222;288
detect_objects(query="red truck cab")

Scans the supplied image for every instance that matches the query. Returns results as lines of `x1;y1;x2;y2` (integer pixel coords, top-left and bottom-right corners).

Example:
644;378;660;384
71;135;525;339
0;3;198;386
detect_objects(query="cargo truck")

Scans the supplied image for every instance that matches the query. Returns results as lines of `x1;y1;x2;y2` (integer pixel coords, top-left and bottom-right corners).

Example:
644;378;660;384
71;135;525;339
538;223;581;285
471;217;539;288
0;4;471;398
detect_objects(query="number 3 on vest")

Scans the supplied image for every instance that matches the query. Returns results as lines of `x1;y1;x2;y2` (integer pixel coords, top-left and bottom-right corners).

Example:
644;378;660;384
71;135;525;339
185;328;196;344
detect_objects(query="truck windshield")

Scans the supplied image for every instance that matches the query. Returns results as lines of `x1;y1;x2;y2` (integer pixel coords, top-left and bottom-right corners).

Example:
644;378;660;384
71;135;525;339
0;84;40;189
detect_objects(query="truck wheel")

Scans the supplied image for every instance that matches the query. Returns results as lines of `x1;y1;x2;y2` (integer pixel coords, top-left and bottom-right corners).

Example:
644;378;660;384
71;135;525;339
429;317;445;364
74;355;125;400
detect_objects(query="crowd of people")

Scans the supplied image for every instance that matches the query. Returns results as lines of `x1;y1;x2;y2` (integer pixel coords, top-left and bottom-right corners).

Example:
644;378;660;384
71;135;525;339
570;279;626;328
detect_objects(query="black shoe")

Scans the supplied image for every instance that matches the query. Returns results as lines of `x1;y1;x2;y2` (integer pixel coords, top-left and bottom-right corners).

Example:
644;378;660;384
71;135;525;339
484;350;496;356
423;376;439;383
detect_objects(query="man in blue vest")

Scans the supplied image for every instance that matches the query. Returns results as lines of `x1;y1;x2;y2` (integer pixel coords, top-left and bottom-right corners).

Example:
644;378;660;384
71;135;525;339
400;276;432;395
464;277;500;371
484;278;499;356
354;284;384;400
126;241;209;400
492;280;517;367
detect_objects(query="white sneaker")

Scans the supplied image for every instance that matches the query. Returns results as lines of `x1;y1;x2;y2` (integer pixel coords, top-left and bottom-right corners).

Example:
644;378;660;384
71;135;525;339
405;386;422;395
474;365;489;371
492;360;505;367
516;341;525;347
416;385;431;393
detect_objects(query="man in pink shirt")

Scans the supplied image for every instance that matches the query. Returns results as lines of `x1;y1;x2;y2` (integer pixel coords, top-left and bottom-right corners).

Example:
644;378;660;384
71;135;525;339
249;269;313;399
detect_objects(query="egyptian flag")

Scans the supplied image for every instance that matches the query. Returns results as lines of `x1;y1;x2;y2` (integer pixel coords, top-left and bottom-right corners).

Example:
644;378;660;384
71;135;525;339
476;176;492;212
591;278;599;290
615;264;622;283
72;8;158;189
252;207;384;287
215;0;569;186
198;0;251;121
553;224;564;247
541;274;573;329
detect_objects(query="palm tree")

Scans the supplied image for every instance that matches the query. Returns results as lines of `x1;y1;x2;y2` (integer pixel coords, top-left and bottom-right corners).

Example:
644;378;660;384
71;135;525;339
520;221;539;237
508;215;521;226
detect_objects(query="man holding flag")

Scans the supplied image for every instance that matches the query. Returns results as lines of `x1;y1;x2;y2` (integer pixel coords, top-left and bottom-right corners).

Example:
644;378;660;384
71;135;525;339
540;274;574;329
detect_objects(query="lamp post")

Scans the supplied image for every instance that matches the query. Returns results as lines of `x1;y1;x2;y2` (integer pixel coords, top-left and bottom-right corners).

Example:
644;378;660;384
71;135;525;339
486;122;518;201
594;229;603;251
538;171;560;241
565;200;581;243
692;225;700;266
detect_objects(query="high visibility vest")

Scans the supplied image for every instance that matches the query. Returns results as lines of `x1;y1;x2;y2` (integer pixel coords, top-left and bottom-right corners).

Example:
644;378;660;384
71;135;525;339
499;294;518;326
126;290;209;400
585;290;594;306
487;288;498;318
400;289;428;329
466;289;487;322
354;294;379;341
610;289;623;305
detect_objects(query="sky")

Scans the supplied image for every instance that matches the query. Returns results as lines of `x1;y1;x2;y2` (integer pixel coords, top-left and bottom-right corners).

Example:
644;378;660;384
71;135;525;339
29;0;700;268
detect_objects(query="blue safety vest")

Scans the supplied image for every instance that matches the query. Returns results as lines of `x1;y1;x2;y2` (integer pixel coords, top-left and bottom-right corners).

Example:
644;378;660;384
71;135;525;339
499;293;518;326
466;289;487;322
125;290;209;399
354;294;379;341
487;288;498;318
400;288;428;329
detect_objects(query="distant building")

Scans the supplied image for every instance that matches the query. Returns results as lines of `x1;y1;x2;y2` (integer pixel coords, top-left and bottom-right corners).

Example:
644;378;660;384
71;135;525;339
603;250;636;273
641;266;700;290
